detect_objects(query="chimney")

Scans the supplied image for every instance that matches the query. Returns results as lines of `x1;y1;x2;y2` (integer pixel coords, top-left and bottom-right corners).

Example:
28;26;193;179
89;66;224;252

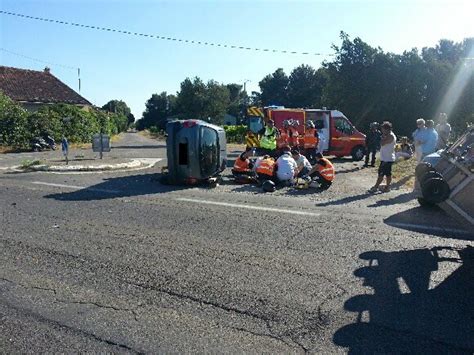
44;67;51;74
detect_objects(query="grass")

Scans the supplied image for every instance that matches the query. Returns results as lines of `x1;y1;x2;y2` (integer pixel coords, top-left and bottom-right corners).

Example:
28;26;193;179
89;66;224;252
20;159;43;169
392;157;417;188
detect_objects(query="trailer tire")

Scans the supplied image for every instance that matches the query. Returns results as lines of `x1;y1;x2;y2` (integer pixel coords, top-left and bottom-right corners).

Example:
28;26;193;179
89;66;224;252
417;197;436;208
421;177;450;204
420;171;443;187
351;145;365;161
415;162;434;180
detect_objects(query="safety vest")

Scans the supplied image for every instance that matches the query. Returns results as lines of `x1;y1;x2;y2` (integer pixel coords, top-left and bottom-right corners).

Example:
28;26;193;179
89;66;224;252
304;128;319;149
316;158;335;182
233;158;251;173
260;127;277;150
277;129;289;149
288;127;299;147
256;158;275;177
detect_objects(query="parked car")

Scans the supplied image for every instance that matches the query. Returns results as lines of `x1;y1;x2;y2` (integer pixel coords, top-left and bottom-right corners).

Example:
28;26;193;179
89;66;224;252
163;119;227;185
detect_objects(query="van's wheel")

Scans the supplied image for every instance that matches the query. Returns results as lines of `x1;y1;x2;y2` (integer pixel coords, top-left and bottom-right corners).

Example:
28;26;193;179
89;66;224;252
351;145;365;161
421;177;450;204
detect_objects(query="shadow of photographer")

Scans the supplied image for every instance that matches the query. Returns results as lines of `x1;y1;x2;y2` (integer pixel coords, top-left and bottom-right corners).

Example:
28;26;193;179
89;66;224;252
333;246;474;353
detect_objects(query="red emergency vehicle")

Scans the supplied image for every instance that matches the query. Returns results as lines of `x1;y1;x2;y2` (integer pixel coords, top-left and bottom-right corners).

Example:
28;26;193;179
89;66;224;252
246;107;366;161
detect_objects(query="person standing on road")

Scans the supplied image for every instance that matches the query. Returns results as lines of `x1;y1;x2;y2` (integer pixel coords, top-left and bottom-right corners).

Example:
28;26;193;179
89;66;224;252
259;119;278;156
435;113;451;150
424;120;439;156
369;121;396;193
412;118;427;162
275;146;298;186
303;120;320;163
364;122;382;167
61;136;69;165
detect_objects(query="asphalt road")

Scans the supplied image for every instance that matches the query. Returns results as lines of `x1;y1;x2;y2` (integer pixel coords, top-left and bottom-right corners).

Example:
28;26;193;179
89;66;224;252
1;133;473;353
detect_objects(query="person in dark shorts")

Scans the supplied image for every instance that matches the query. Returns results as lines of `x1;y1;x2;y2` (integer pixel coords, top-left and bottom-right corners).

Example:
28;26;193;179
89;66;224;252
369;121;397;193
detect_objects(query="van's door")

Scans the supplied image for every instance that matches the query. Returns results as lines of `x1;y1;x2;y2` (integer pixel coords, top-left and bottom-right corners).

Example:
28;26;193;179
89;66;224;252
331;116;355;155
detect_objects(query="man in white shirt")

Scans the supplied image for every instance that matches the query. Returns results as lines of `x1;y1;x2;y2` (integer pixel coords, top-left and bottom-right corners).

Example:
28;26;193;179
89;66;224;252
291;148;312;177
435;112;451;150
369;121;396;193
276;146;297;186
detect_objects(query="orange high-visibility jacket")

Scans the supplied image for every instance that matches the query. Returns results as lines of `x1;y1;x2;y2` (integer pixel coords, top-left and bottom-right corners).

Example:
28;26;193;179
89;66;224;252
233;157;251;172
288;127;299;147
315;158;335;181
277;129;289;149
256;158;275;177
304;128;319;149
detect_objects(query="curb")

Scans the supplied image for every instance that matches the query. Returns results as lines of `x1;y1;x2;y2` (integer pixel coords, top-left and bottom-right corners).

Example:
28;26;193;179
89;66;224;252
10;158;162;173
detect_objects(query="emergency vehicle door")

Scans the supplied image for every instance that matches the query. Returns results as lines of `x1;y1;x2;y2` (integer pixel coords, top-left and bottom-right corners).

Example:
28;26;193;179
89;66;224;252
331;116;355;153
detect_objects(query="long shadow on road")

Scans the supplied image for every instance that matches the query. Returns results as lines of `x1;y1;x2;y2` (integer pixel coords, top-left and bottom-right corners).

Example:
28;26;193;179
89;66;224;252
333;246;474;353
44;173;189;201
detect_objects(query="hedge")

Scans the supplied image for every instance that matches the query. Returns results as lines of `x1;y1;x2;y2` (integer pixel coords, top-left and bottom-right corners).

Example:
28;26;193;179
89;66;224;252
0;92;128;148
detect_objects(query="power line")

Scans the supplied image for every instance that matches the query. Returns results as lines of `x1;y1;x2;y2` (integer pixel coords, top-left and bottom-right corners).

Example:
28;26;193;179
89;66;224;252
0;10;333;57
0;47;78;70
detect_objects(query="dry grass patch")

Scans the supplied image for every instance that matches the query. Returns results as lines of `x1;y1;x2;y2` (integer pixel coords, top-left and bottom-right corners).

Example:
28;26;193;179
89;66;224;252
392;158;417;188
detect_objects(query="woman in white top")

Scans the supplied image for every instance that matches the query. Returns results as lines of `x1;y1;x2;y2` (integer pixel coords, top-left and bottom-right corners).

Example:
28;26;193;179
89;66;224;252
369;121;396;193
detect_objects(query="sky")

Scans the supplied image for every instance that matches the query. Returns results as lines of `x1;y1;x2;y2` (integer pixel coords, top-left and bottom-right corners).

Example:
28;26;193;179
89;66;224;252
1;0;473;119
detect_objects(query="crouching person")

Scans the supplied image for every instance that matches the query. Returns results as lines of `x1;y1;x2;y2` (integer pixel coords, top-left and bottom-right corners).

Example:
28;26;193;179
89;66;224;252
232;151;254;177
275;146;298;187
254;155;276;185
291;148;312;177
308;153;335;190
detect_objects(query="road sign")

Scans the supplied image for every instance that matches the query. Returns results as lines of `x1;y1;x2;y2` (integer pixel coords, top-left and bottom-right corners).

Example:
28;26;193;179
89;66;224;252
92;133;111;159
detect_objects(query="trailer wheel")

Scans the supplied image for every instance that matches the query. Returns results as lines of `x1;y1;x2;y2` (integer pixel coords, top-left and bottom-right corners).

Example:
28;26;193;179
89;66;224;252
415;162;434;180
351;145;365;161
421;177;450;204
420;171;443;187
417;197;436;208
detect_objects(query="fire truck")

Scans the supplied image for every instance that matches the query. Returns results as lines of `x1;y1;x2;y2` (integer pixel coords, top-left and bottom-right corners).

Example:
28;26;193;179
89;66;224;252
246;106;366;161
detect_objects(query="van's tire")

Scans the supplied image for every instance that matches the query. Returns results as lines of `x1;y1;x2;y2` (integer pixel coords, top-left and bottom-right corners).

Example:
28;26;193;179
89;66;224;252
420;171;443;186
351;145;365;161
421;177;450;204
415;162;434;180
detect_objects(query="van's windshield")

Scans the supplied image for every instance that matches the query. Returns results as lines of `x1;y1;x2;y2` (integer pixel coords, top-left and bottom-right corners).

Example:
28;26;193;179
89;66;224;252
200;126;219;176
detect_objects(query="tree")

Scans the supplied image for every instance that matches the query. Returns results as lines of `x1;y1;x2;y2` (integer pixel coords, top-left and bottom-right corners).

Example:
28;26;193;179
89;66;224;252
102;100;131;117
287;65;327;108
259;68;289;106
137;92;177;130
175;77;230;125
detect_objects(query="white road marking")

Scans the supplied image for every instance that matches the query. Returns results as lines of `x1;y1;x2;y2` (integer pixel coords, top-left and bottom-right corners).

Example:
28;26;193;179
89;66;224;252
175;198;320;217
386;222;473;237
32;181;119;194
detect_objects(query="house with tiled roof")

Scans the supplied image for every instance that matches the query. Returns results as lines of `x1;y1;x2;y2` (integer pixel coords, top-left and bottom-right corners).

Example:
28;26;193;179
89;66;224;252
0;66;92;111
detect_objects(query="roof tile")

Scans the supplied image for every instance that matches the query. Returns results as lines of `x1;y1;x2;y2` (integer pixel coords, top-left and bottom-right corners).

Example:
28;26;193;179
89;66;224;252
0;66;91;105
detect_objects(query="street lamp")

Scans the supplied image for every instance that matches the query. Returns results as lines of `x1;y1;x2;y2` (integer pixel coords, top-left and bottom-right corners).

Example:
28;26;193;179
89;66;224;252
241;80;251;125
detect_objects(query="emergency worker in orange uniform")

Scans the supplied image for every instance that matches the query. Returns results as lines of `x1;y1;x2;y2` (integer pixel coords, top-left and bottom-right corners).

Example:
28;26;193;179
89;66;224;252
254;155;276;184
232;151;254;177
287;119;300;148
308;153;334;190
276;120;290;154
303;120;320;163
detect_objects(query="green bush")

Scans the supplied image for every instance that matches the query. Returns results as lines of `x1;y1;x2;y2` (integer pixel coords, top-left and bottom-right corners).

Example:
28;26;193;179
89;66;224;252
0;92;30;147
224;125;247;143
0;93;130;148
